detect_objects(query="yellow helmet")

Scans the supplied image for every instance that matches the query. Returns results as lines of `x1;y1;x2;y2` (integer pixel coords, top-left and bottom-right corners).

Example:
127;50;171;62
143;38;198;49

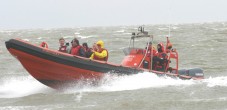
96;40;104;48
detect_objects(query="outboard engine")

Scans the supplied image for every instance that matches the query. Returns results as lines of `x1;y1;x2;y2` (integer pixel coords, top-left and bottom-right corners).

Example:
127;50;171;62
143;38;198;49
178;68;204;79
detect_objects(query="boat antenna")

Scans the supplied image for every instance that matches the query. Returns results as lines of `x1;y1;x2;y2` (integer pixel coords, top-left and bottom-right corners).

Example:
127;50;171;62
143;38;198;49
167;0;173;38
168;23;171;37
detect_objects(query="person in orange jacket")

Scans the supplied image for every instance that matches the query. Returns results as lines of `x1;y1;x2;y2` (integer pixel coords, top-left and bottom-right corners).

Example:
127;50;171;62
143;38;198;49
165;37;173;53
90;40;108;61
152;42;168;71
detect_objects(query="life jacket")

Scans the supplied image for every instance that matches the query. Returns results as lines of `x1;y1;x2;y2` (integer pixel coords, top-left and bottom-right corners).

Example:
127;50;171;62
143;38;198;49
59;45;67;53
156;43;167;59
93;48;108;61
157;52;167;59
71;45;82;55
40;42;48;48
153;43;168;71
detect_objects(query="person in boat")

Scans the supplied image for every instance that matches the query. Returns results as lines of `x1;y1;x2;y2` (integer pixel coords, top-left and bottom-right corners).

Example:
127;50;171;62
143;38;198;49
166;43;173;53
58;37;70;53
82;42;92;58
142;42;157;69
152;42;168;71
145;42;157;57
92;43;98;51
90;40;108;61
70;38;85;57
165;37;173;53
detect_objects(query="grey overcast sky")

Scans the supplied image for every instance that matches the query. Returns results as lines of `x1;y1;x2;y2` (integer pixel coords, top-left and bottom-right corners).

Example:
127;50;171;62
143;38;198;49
0;0;227;29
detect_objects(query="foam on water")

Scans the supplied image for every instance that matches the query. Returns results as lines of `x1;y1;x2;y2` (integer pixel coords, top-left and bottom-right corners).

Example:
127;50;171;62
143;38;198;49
65;73;227;93
77;35;95;39
64;72;196;93
158;28;168;30
22;39;30;41
37;37;42;40
0;76;51;98
203;76;227;87
63;36;74;39
122;32;132;35
115;30;125;33
74;32;80;35
1;72;227;98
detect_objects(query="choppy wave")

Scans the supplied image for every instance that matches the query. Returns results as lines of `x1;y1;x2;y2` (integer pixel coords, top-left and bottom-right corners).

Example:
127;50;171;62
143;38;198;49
63;36;74;39
115;30;125;33
77;35;95;39
63;73;227;93
203;76;227;87
37;37;42;40
1;72;227;98
74;32;80;35
22;39;30;41
158;28;168;30
98;72;194;91
0;76;51;98
64;72;194;93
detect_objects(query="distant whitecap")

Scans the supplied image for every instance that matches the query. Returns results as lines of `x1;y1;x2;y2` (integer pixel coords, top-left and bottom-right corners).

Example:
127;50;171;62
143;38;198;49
23;39;30;41
74;32;80;35
37;37;42;40
172;26;179;30
122;33;131;35
115;30;125;33
63;36;74;39
158;28;168;30
0;30;15;33
77;35;95;39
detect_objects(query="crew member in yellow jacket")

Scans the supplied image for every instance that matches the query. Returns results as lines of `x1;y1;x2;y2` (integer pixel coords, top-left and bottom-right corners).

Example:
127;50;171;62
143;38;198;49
90;40;108;61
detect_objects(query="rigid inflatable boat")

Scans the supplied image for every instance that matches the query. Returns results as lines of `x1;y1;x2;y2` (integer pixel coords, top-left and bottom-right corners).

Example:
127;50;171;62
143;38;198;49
5;27;204;89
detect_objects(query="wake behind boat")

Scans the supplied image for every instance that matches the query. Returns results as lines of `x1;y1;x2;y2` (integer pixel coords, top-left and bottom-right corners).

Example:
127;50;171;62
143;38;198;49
5;27;204;89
